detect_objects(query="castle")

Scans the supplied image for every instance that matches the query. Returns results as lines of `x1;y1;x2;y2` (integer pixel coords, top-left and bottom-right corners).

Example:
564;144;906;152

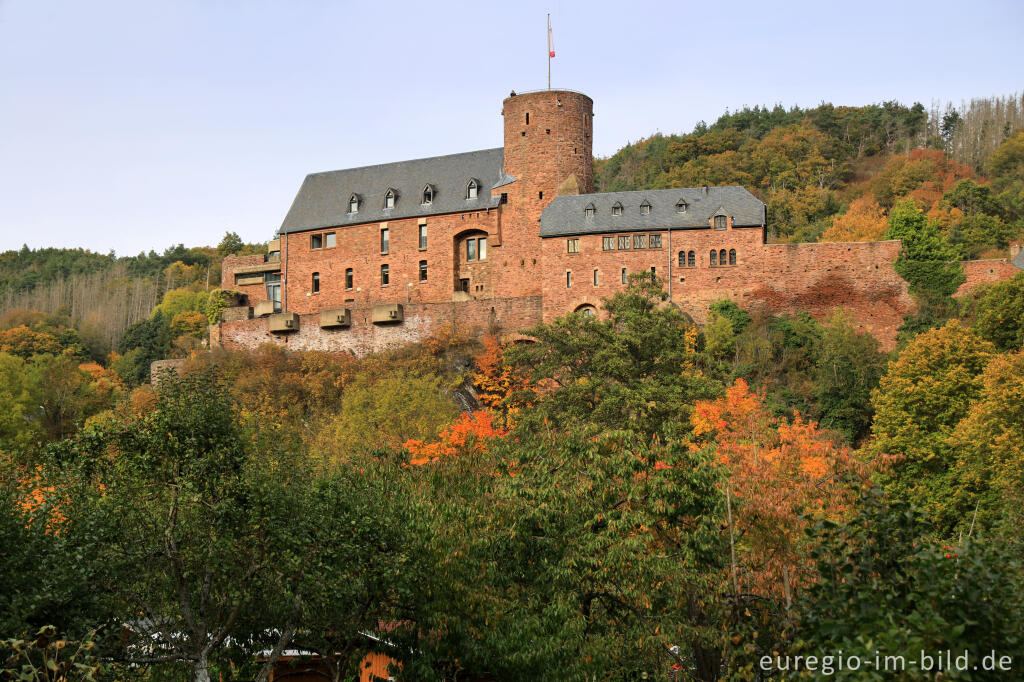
218;89;1023;353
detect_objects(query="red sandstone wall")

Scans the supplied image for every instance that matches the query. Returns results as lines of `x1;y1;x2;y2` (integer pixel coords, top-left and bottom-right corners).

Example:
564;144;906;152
221;254;272;304
218;296;543;356
542;232;915;349
281;210;500;315
955;259;1021;296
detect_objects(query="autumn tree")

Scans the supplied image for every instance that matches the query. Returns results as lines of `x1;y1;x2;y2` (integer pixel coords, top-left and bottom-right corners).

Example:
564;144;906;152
870;321;995;533
820;196;888;242
963;273;1024;352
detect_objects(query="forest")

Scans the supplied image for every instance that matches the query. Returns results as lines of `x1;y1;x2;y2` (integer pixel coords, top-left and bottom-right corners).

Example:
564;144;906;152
2;93;1024;680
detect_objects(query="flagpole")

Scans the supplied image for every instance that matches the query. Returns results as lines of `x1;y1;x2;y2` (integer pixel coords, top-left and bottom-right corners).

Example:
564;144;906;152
547;13;551;90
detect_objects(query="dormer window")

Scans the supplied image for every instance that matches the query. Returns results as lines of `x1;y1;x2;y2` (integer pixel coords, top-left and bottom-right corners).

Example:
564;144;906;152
584;202;596;218
640;200;651;215
714;215;727;230
467;179;479;200
384;189;397;209
676;199;688;213
422;185;434;205
348;194;360;213
611;202;623;217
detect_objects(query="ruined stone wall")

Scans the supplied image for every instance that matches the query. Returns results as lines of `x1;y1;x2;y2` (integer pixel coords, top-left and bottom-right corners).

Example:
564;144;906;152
217;296;543;357
955;258;1021;296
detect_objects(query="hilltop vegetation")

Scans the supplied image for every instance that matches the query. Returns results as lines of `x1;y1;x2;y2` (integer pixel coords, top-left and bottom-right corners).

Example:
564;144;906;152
596;93;1024;252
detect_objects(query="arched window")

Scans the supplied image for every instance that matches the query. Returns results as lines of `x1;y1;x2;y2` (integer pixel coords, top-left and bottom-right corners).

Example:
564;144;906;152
719;249;727;264
584;202;596;218
384;188;397;209
678;251;686;267
611;201;623;217
467;179;479;200
348;194;360;213
575;304;597;317
640;200;651;215
729;249;737;265
688;250;695;267
422;185;434;205
710;250;717;266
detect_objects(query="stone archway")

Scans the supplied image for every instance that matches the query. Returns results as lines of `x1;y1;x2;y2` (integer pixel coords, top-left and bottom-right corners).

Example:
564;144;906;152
453;228;490;300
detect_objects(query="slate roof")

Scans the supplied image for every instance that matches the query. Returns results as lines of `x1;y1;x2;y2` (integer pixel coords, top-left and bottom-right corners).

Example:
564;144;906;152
540;186;766;237
278;148;505;234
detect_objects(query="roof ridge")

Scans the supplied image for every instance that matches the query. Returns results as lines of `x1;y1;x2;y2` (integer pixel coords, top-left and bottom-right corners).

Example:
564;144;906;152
305;147;503;178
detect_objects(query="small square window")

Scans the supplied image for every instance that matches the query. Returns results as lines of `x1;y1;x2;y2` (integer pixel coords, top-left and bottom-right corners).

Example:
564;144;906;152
567;238;580;254
633;234;647;249
640;202;651;215
618;235;631;250
602;236;615;251
325;232;336;248
310;234;323;250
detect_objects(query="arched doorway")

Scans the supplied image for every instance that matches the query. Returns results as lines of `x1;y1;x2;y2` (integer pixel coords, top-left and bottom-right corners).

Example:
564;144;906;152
453;229;490;298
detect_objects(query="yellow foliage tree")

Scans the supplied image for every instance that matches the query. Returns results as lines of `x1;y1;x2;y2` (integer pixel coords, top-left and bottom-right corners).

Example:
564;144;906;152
820;196;888;242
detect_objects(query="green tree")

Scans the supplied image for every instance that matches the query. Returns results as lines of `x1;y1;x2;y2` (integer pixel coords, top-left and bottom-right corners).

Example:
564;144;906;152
216;231;244;257
507;272;719;438
812;311;886;443
62;369;308;682
871;321;995;533
793;488;1024;680
965;272;1024;352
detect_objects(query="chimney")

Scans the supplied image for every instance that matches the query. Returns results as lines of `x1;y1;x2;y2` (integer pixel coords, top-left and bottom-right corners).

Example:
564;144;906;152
701;184;708;196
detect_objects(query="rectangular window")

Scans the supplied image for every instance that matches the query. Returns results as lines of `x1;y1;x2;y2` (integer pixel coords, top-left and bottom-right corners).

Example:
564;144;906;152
467;238;477;261
651;266;657;275
567;238;580;254
419;225;427;250
478;237;487;260
325;232;336;248
593;269;599;286
566;271;572;288
345;268;353;290
633;234;647;249
621;267;627;284
649;234;662;249
714;215;728;230
419;260;428;282
311;271;320;293
310;234;323;250
380;228;389;254
380;264;389;286
602;236;615;251
618;235;631;250
265;272;282;313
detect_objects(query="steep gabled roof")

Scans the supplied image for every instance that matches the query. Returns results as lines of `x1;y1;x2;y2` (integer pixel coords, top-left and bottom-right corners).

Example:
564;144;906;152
540;186;766;237
278;148;505;234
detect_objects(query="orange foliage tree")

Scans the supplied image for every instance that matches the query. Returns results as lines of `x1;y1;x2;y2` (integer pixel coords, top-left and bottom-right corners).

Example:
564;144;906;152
820;196;889;242
404;410;506;466
691;378;871;603
472;335;532;421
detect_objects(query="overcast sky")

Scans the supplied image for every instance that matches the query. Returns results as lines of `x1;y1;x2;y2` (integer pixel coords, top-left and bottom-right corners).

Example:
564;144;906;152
2;0;1022;255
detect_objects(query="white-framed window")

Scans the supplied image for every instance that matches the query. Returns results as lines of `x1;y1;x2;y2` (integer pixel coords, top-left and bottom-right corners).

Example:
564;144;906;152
325;232;336;248
467;179;479;199
633;234;647;249
618;235;631;250
349;194;360;213
649;234;662;249
567;238;580;254
640;200;651;215
384;189;397;209
602;236;615;251
584;203;596;218
611;202;623;217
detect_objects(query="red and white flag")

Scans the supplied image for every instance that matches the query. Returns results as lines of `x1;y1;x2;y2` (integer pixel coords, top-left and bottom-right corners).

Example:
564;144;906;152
548;15;555;58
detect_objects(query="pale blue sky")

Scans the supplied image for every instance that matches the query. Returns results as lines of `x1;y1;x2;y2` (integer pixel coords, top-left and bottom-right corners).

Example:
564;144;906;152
1;0;1022;255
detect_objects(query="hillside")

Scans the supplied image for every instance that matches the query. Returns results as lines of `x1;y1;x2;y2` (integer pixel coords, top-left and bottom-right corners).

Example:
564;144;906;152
595;93;1024;252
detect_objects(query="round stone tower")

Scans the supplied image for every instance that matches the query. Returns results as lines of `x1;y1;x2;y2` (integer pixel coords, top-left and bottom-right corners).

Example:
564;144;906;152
494;90;593;298
502;89;594;202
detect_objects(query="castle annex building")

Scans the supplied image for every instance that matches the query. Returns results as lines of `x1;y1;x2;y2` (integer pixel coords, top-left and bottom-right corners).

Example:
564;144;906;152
218;90;1023;354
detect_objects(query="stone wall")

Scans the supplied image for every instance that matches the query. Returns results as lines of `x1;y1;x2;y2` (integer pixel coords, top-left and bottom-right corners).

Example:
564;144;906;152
956;258;1020;296
217;296;543;356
